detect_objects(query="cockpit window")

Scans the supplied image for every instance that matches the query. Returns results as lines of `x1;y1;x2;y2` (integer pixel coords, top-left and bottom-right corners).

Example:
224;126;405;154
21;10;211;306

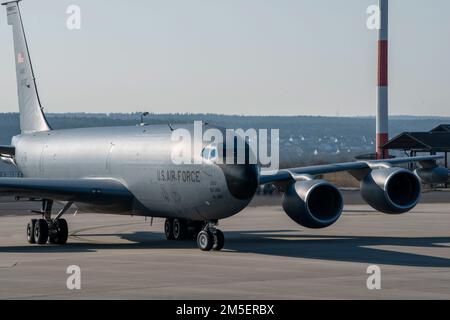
210;148;217;160
201;145;218;161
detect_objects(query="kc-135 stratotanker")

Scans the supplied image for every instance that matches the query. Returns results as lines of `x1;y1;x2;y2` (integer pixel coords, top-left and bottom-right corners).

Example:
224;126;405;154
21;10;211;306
1;1;448;251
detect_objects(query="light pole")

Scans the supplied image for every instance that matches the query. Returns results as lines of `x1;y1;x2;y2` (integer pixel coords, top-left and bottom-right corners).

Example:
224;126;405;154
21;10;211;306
376;0;389;159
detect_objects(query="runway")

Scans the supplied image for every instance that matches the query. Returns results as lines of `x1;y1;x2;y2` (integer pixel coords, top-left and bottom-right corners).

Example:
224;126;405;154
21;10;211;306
0;194;449;299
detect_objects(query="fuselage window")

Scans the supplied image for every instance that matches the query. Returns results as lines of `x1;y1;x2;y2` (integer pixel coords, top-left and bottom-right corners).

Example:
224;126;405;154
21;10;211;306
210;148;217;160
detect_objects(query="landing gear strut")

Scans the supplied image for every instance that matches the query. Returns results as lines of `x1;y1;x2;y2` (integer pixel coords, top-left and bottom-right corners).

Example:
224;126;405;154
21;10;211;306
26;200;72;245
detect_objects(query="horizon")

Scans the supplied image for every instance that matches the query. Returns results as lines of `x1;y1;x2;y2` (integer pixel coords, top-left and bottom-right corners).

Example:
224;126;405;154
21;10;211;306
0;111;450;120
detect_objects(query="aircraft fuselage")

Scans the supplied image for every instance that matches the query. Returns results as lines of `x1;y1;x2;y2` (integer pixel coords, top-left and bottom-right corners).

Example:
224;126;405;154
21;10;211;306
12;123;259;220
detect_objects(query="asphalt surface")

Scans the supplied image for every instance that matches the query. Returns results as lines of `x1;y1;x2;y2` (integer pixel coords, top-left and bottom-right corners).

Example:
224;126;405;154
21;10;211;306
0;194;449;299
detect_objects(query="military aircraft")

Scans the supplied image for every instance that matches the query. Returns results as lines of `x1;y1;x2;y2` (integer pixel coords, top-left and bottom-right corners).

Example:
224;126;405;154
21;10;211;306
1;0;448;251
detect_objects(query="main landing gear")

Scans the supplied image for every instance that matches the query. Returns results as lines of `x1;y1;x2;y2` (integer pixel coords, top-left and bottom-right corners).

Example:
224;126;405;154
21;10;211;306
164;218;225;251
26;200;73;245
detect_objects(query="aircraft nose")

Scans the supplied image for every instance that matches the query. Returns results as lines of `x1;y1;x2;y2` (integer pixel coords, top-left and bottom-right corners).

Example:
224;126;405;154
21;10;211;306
219;164;259;200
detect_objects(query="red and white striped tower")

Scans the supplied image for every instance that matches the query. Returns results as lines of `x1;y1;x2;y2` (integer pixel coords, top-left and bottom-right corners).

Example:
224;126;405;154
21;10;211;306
376;0;389;159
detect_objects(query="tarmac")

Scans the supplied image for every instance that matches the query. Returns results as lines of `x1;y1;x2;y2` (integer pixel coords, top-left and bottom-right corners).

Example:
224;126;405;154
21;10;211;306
0;192;449;299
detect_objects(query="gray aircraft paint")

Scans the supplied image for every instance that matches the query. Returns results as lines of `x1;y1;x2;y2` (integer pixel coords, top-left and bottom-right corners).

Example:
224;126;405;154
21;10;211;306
12;123;255;220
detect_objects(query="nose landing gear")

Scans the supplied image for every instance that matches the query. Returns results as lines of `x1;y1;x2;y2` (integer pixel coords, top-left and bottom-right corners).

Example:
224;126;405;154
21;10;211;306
197;221;225;252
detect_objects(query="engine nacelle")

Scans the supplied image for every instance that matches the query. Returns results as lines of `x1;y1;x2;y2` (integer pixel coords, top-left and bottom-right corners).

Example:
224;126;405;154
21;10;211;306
414;167;449;184
282;180;343;229
361;168;421;214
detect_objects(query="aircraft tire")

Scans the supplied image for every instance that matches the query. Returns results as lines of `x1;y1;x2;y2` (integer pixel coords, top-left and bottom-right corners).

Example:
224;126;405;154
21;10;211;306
164;218;175;240
213;230;225;251
50;219;68;245
197;230;214;251
27;219;37;244
34;219;49;245
173;218;188;240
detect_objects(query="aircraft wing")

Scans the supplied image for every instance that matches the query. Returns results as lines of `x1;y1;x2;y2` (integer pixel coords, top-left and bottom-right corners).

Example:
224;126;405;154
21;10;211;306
260;155;443;185
0;177;133;205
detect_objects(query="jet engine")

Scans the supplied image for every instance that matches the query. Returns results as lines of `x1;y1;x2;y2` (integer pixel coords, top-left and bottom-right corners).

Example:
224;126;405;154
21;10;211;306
415;167;449;184
361;168;421;214
282;180;343;229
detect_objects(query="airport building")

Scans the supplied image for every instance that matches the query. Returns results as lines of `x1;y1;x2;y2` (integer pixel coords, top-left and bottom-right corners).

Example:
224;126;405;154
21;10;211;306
383;124;450;187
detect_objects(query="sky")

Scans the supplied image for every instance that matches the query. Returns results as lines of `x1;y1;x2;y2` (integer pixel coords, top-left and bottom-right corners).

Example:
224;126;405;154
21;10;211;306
0;0;449;117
